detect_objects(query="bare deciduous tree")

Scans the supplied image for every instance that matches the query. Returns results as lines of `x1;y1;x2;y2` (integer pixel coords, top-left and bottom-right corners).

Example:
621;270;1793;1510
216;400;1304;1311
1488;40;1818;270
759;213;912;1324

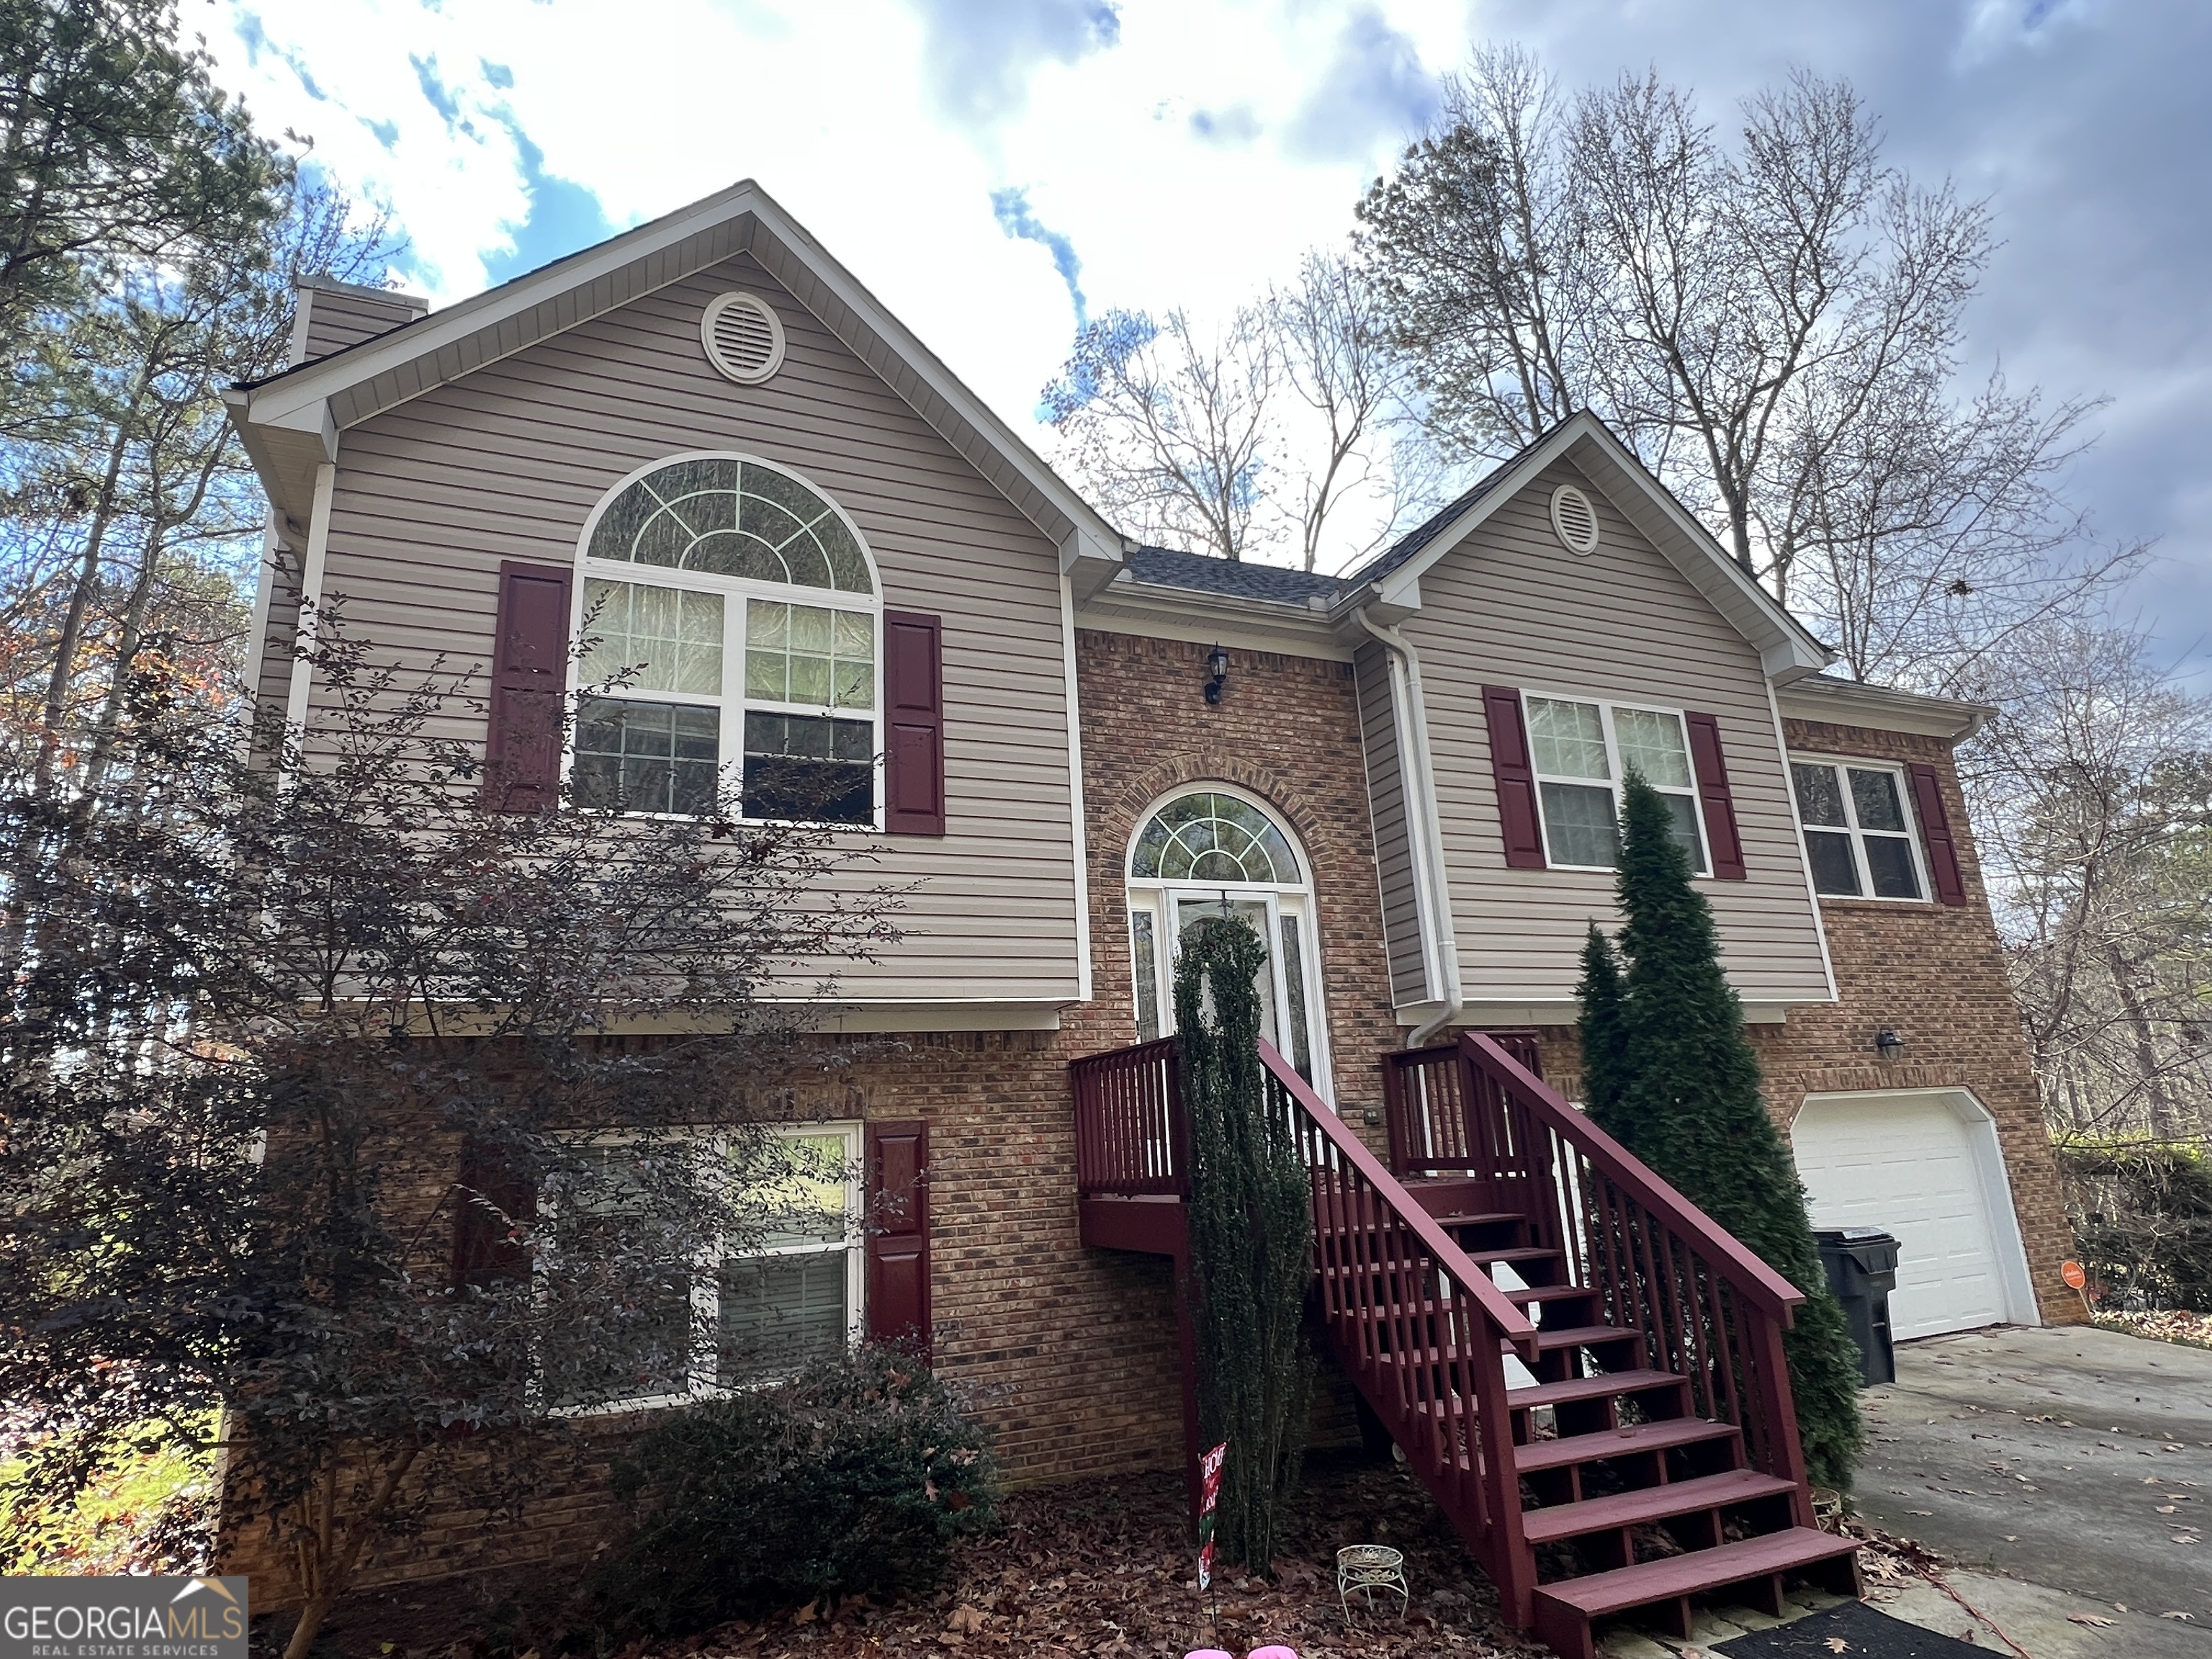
1043;307;1280;561
1360;50;2139;688
1269;250;1429;571
1963;624;2212;1141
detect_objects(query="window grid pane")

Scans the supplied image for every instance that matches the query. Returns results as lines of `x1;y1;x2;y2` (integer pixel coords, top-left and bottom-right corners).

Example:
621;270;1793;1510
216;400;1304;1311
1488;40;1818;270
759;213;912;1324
1614;708;1694;790
1863;834;1922;899
573;697;720;816
1527;697;1609;781
583;578;724;696
1539;781;1619;868
1848;767;1908;833
741;711;873;824
1804;829;1863;896
745;598;874;712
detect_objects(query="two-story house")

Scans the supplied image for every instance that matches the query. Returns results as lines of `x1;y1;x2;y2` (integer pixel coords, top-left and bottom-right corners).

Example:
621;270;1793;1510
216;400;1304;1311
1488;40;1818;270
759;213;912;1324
222;181;2077;1655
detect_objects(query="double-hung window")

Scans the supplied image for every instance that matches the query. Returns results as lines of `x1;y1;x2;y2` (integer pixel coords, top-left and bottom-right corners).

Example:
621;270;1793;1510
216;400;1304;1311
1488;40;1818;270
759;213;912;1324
1524;694;1707;873
1789;757;1926;900
541;1124;864;1413
572;454;879;825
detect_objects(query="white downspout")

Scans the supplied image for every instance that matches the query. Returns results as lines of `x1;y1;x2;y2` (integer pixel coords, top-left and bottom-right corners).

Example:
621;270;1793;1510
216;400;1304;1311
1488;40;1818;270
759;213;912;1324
279;462;338;779
1354;607;1463;1048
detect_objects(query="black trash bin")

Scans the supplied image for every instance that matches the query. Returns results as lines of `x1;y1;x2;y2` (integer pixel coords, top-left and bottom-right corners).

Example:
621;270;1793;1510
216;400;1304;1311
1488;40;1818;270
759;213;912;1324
1815;1228;1899;1387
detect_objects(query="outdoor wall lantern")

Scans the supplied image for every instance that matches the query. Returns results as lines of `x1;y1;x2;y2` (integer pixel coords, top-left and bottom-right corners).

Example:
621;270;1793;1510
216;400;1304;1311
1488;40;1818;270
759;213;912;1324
1874;1028;1906;1061
1204;644;1231;704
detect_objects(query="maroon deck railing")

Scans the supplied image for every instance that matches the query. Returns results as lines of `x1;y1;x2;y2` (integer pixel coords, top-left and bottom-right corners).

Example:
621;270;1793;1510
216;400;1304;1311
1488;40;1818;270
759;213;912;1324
1071;1036;1187;1197
1259;1038;1542;1623
1389;1033;1813;1507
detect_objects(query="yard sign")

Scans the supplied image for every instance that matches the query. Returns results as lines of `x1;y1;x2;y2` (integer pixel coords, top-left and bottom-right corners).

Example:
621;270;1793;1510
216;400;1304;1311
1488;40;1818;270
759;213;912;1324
1196;1440;1228;1591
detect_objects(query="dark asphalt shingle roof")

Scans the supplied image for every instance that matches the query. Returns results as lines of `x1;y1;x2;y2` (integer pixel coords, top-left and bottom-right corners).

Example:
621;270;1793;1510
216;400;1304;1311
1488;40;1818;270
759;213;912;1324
1338;424;1564;590
1123;544;1346;606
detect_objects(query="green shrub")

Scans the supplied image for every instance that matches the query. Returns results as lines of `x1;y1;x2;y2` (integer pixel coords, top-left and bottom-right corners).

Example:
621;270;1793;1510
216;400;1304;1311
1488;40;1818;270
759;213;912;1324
2059;1139;2212;1313
592;1346;995;1638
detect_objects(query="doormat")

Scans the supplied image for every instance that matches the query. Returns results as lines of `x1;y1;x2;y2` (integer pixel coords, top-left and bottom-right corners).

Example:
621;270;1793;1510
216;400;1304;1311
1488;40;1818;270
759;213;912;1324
1712;1599;1990;1656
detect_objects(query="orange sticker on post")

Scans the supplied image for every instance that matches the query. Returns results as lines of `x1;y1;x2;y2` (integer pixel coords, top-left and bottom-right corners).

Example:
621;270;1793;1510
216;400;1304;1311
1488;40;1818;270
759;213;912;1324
2061;1260;2087;1290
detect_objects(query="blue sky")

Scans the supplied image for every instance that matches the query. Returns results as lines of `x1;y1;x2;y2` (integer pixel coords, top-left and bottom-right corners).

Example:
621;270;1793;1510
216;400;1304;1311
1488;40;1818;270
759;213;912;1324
211;0;2212;683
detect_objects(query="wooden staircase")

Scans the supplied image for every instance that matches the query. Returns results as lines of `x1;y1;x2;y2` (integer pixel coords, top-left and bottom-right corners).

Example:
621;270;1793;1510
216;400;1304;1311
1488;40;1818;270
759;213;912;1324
1070;1032;1860;1659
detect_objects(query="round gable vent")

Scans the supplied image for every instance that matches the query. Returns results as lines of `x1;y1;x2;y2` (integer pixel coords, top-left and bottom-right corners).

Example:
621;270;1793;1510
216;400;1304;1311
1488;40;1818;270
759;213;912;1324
1550;484;1600;554
701;291;786;385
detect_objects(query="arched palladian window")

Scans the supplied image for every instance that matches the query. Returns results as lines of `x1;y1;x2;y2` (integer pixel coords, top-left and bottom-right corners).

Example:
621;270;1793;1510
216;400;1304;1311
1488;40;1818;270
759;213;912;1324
1125;787;1331;1095
572;454;879;824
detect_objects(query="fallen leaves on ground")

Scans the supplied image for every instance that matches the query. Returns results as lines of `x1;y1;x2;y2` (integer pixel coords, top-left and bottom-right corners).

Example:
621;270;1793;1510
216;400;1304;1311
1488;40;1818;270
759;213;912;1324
2094;1310;2212;1352
653;1452;1545;1659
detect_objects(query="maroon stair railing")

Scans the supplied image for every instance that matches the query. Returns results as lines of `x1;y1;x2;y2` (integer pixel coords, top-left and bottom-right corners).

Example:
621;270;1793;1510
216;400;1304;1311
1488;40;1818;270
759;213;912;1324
1389;1033;1814;1514
1072;1035;1187;1197
1258;1038;1543;1626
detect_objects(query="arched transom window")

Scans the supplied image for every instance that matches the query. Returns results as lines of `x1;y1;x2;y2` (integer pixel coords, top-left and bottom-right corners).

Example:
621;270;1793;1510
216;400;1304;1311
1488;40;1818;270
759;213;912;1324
1125;788;1331;1094
572;454;879;824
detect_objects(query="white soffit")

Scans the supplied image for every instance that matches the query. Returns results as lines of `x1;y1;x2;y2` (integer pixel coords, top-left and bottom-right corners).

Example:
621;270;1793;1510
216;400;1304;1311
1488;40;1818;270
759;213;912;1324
226;179;1124;569
1341;411;1831;683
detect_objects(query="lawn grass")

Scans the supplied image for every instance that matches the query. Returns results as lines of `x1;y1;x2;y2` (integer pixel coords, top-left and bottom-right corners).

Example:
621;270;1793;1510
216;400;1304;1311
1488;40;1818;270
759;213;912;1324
0;1415;216;1573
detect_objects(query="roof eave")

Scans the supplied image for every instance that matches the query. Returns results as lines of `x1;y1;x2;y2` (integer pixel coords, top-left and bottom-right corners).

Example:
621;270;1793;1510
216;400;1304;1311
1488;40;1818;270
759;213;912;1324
1776;677;1995;742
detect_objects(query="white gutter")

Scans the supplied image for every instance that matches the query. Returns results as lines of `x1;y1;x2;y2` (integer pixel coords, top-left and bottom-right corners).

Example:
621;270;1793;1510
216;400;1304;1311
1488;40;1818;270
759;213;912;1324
1354;608;1464;1048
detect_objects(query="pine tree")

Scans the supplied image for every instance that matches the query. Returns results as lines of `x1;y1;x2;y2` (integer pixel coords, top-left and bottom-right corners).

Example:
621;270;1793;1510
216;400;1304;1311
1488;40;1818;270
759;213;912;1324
1575;922;1629;1135
1588;774;1865;1491
1174;914;1315;1571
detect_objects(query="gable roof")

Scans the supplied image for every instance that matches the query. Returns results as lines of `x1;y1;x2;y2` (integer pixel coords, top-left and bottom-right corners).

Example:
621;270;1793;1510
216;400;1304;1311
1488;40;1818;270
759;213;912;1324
1331;410;1832;680
225;180;1126;573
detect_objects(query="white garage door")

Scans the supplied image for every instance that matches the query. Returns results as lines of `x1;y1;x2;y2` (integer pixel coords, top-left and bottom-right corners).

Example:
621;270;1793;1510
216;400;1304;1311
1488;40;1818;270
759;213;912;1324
1791;1092;2023;1339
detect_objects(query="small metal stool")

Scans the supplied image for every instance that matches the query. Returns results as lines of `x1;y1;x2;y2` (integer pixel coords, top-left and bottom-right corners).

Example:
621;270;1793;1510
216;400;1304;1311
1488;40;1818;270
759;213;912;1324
1336;1543;1409;1621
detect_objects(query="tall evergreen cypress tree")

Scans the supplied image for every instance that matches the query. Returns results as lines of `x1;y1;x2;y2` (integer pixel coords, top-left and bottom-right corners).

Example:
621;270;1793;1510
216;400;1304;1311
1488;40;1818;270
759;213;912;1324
1575;923;1629;1136
1582;775;1865;1491
1174;914;1315;1570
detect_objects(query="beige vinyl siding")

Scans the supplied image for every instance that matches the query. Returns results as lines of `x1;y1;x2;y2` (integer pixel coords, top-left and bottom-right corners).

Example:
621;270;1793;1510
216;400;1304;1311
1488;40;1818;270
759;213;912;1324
298;284;424;364
1404;457;1831;1006
302;253;1080;1004
1354;642;1429;1005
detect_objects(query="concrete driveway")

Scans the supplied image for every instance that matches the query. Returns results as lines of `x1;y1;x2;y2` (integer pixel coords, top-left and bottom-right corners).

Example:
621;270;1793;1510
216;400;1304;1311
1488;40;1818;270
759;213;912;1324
1853;1323;2212;1629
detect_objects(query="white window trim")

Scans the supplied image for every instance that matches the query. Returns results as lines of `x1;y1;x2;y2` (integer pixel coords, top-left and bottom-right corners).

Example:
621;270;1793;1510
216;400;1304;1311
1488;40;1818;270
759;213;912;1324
1123;783;1335;1104
1520;688;1710;878
1787;753;1933;904
539;1120;865;1417
568;451;886;830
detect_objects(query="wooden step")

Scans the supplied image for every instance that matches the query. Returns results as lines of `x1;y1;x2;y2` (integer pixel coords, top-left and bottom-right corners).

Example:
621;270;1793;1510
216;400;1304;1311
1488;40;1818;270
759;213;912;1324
1520;1469;1799;1545
1532;1525;1859;1617
1513;1323;1645;1354
1514;1416;1740;1474
1505;1369;1687;1412
1506;1283;1601;1308
1466;1245;1561;1268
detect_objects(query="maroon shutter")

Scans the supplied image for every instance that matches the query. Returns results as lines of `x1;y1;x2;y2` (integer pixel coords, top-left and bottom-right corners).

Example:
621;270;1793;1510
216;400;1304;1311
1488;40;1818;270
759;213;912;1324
1907;761;1968;907
866;1120;931;1357
883;611;945;835
1683;711;1748;880
451;1138;534;1290
484;560;572;811
1480;685;1547;868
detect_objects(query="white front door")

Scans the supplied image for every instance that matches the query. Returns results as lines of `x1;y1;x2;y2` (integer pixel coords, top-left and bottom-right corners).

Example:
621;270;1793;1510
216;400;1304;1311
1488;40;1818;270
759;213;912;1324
1791;1090;2035;1339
